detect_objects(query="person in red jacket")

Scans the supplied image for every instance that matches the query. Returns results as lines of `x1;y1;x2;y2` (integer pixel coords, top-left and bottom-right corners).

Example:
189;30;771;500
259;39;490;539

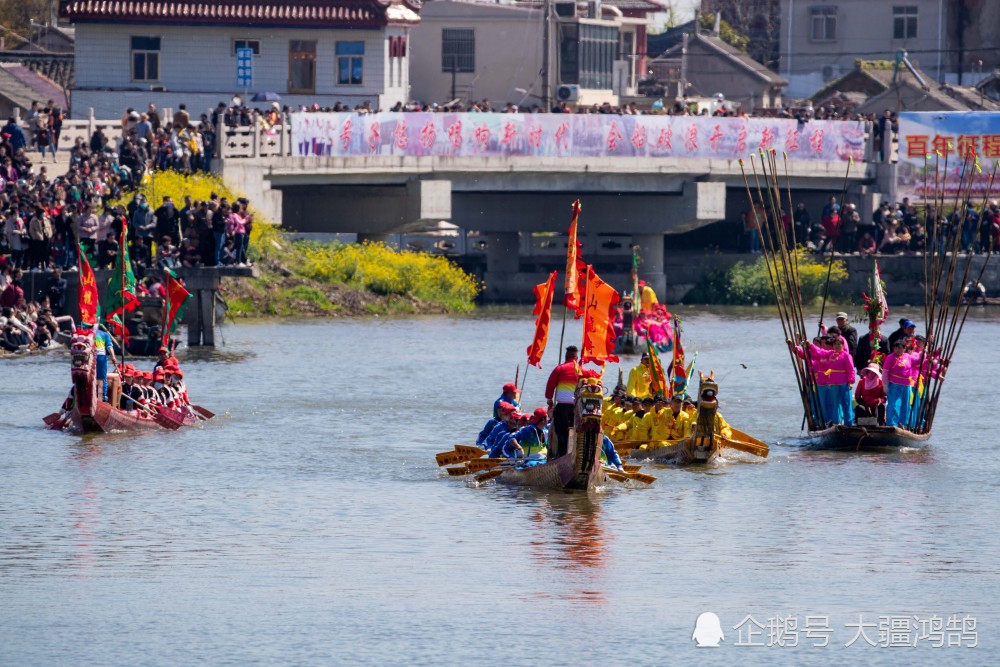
544;345;599;459
854;363;886;425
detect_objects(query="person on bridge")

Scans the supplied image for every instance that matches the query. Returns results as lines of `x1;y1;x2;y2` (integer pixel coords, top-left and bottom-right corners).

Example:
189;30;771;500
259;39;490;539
544;345;599;459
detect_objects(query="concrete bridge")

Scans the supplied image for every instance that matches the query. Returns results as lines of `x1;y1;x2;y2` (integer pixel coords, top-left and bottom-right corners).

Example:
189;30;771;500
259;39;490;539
216;119;892;300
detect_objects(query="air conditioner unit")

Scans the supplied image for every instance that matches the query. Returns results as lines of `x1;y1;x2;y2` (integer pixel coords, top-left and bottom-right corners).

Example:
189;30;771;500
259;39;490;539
150;84;166;92
557;84;579;102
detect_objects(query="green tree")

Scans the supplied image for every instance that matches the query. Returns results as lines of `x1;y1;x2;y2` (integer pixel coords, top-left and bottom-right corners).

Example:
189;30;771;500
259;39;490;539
0;0;49;45
698;13;750;53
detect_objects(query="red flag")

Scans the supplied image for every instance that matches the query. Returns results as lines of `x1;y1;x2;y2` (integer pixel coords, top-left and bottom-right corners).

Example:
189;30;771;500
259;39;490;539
581;265;620;366
77;245;99;327
563;199;585;316
162;271;192;345
526;270;557;368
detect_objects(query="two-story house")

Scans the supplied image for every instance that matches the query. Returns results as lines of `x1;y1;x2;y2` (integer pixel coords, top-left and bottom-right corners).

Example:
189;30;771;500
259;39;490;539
60;0;421;118
779;0;948;99
408;0;664;108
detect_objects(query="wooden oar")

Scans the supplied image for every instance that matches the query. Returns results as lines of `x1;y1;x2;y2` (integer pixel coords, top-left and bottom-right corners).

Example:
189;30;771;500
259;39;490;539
723;428;770;458
605;469;632;483
191;404;215;419
445;466;468;476
465;458;506;472
623;464;643;473
615;438;682;449
435;445;485;466
720;436;768;458
602;465;656;484
42;412;63;426
455;445;487;458
151;404;184;430
474;468;505;483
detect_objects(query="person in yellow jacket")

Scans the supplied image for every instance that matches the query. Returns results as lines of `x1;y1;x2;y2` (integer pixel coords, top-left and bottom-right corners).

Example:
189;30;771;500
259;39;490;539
640;395;691;446
626;353;652;398
613;397;646;442
638;280;659;313
602;392;629;437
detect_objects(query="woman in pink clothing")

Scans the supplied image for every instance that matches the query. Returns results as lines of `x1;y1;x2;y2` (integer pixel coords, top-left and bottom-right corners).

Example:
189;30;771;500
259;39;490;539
881;339;916;427
226;203;248;265
789;335;855;426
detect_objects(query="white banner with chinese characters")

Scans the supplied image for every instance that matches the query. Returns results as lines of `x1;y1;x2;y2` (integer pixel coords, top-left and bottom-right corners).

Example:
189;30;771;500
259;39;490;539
897;112;1000;203
290;113;864;161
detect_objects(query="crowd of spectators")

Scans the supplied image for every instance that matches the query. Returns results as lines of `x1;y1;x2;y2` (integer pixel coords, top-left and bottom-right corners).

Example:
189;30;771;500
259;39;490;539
0;100;261;353
742;195;1000;256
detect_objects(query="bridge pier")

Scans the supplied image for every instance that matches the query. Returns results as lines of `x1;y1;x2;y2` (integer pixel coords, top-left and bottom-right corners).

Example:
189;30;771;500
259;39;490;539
483;232;521;301
631;233;666;298
69;266;258;348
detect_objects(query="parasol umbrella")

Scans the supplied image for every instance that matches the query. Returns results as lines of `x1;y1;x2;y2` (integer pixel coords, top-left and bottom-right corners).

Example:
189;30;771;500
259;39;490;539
251;92;281;102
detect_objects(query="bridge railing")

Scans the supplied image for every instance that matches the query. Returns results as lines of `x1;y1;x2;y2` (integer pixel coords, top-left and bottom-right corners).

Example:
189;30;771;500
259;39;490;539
12;109;888;163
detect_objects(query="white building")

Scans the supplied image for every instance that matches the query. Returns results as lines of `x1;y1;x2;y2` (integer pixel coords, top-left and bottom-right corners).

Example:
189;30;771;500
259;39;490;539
779;0;948;99
409;0;664;109
60;0;421;118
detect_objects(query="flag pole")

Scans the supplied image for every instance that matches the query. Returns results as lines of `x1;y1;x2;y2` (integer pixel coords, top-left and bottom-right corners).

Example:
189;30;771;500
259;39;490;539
120;228;127;370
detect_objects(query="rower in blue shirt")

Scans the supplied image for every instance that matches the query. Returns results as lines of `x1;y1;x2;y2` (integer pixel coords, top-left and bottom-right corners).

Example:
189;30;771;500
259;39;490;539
478;401;518;449
490;408;548;459
493;382;520;419
602;435;624;472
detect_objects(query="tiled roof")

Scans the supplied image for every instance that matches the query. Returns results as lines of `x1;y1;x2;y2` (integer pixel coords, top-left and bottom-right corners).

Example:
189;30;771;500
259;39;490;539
0;64;68;111
60;0;422;28
660;31;786;86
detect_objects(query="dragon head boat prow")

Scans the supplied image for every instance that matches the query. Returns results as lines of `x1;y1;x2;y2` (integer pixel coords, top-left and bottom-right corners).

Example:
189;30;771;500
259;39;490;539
568;376;605;487
69;329;98;421
690;370;720;462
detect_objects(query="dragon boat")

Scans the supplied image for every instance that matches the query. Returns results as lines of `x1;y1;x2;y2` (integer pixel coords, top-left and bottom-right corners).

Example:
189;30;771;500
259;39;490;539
495;377;608;490
43;329;211;434
621;372;769;464
801;424;930;451
437;378;656;488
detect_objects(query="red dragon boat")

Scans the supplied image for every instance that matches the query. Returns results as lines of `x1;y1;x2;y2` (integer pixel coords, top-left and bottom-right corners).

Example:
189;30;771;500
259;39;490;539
44;329;212;434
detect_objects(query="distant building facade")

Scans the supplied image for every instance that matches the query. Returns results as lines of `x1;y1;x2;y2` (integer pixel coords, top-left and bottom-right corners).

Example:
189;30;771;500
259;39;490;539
60;0;420;118
409;0;664;109
778;0;948;98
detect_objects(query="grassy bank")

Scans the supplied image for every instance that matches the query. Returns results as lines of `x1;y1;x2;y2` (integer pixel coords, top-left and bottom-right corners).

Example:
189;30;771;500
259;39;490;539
122;172;481;317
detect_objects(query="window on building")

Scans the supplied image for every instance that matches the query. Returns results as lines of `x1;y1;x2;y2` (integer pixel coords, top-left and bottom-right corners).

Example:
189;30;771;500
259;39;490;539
441;28;474;73
893;6;918;39
810;7;837;41
578;24;618;89
560;23;579;84
288;40;316;93
233;39;261;56
130;36;160;82
337;41;365;85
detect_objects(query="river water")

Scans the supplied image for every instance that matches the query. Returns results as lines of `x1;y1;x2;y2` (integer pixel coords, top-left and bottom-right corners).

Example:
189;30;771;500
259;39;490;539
1;308;998;665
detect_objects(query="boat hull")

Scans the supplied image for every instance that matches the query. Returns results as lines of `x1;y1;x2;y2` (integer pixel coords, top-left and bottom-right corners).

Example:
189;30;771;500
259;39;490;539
70;400;166;434
496;428;605;490
804;425;930;450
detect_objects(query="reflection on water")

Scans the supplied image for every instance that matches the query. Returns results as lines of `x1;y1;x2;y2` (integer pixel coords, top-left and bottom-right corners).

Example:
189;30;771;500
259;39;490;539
1;313;999;665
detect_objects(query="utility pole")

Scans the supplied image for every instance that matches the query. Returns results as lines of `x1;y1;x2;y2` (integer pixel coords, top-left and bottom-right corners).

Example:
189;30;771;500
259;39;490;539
541;0;551;110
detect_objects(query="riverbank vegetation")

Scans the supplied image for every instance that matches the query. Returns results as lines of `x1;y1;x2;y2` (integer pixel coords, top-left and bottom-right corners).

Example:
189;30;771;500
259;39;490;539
123;172;481;317
685;250;848;305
